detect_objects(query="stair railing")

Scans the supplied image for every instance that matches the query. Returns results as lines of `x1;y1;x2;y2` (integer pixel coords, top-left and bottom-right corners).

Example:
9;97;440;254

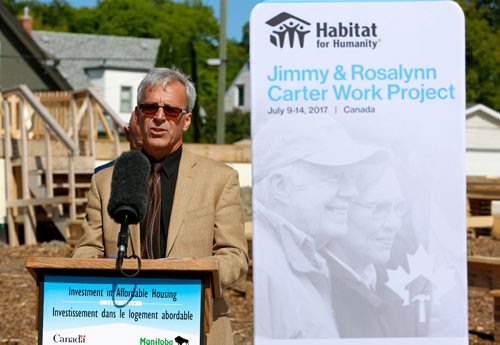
36;87;125;161
1;85;125;246
2;85;77;245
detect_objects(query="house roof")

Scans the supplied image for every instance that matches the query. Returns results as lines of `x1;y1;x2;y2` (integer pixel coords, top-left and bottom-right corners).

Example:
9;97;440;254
466;103;500;122
32;30;160;90
0;3;71;90
227;61;249;90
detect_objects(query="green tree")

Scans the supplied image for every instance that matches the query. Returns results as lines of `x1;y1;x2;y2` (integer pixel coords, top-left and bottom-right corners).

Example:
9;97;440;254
5;0;75;31
241;22;249;52
203;108;250;144
70;0;225;127
456;0;500;110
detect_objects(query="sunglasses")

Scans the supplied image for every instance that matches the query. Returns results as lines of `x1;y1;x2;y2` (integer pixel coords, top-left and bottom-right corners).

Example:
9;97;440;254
137;103;188;118
353;201;407;221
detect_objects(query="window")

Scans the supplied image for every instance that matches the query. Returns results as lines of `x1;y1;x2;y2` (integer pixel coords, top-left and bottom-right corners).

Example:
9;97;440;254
236;84;245;107
120;86;132;112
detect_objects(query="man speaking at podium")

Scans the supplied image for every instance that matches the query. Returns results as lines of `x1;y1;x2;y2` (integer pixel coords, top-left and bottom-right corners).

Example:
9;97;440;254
72;67;249;345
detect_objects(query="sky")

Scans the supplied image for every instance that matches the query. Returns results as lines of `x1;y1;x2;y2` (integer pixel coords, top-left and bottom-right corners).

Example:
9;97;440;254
207;0;264;41
40;0;265;42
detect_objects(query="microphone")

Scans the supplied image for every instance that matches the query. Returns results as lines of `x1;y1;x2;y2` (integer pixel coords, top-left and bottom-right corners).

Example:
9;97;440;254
107;151;151;264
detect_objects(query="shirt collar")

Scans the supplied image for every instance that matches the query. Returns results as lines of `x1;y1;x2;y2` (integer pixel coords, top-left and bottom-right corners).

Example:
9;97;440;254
325;249;377;290
255;204;328;275
143;145;182;178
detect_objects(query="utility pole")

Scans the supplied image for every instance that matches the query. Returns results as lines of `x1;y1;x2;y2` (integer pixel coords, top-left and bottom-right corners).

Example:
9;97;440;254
216;0;227;144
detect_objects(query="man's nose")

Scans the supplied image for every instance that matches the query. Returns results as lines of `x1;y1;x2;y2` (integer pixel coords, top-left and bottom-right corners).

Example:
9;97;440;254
383;207;402;230
154;108;167;121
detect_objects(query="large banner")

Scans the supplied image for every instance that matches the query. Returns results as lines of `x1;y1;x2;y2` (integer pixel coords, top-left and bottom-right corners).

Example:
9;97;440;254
250;1;467;344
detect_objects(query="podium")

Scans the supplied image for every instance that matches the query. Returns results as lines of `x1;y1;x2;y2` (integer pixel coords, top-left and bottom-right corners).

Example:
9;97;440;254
25;257;221;345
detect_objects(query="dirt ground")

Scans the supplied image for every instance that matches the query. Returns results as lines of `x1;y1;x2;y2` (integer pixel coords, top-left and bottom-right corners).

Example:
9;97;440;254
467;235;500;345
0;235;498;344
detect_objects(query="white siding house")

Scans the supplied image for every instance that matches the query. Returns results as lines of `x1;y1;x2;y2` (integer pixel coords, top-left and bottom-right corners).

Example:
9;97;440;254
86;67;152;124
225;62;251;113
466;104;500;176
32;31;160;125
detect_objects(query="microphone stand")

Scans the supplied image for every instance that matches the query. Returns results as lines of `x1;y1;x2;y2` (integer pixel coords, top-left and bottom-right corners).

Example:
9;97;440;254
116;214;142;277
116;214;130;267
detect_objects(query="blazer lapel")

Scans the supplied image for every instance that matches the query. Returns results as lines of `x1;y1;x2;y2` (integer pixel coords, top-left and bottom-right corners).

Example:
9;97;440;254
166;150;197;256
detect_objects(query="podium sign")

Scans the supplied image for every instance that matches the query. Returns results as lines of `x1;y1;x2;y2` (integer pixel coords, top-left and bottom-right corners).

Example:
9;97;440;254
26;258;220;345
41;275;202;344
251;1;467;344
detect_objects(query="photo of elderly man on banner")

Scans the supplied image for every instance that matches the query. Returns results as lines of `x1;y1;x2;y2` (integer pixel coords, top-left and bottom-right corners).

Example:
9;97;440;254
253;118;387;338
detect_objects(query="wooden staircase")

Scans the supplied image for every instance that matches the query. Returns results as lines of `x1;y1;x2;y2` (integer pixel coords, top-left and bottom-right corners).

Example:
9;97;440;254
1;84;124;246
26;159;94;241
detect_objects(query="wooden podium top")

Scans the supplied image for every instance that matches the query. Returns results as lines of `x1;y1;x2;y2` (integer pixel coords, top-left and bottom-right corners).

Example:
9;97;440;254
25;257;221;298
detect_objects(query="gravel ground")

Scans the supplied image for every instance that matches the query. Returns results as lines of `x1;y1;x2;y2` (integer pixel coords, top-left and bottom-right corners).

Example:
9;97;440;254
0;235;497;344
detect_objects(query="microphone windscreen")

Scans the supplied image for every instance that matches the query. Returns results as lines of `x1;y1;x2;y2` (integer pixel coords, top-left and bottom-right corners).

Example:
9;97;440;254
107;151;151;224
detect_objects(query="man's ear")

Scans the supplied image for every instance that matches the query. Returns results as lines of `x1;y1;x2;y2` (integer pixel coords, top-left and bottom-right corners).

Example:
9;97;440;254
183;112;192;132
270;172;289;200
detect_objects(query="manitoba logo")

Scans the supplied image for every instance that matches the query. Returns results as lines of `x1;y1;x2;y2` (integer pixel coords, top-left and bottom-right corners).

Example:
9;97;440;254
266;12;311;48
138;336;189;345
175;336;189;345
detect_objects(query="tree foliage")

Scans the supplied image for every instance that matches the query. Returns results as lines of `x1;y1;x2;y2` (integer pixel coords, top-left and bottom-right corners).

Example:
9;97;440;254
4;0;75;31
456;0;499;110
202;108;250;144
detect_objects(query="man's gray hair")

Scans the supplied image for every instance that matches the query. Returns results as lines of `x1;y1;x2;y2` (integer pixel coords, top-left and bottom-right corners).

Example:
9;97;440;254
137;67;196;111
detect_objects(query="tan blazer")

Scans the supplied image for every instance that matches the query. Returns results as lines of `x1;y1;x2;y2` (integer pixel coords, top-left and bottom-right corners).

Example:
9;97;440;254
72;149;249;344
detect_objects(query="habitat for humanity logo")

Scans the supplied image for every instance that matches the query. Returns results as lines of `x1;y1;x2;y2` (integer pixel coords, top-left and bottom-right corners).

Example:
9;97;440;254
266;12;380;50
266;12;311;48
